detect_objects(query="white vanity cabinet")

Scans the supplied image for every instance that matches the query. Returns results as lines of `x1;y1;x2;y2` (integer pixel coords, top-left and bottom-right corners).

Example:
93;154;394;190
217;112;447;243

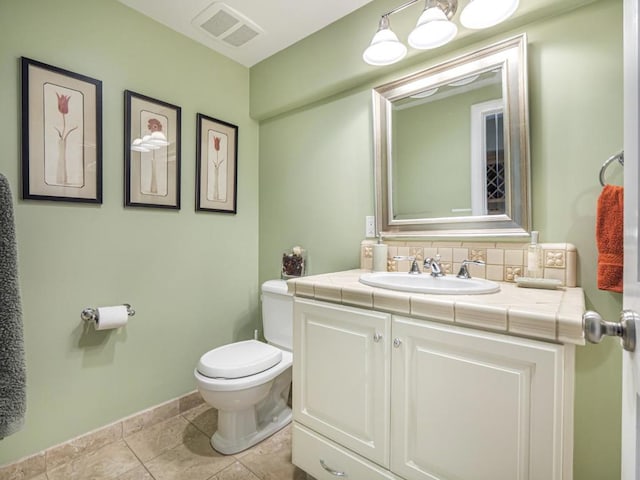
292;298;574;480
390;315;572;480
292;298;392;467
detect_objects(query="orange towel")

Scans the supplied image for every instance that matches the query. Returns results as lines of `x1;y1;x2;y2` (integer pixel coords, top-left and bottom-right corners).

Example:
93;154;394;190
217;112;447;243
596;184;624;293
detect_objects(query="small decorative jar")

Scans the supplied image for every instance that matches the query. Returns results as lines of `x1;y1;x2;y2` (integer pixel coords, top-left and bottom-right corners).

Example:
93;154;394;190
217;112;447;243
282;246;306;279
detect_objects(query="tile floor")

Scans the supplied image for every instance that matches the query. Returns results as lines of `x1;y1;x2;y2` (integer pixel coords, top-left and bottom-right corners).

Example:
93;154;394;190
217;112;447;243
27;403;308;480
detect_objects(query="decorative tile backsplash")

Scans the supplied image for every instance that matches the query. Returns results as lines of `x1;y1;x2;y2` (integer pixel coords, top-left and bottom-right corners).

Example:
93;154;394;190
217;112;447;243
361;240;577;287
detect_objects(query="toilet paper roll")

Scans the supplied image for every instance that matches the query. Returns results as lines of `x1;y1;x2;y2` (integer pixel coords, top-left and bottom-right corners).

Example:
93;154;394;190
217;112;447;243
95;305;129;331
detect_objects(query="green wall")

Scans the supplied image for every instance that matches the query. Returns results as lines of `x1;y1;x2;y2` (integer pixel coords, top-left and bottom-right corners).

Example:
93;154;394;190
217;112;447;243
259;90;374;279
0;0;259;465
256;1;623;479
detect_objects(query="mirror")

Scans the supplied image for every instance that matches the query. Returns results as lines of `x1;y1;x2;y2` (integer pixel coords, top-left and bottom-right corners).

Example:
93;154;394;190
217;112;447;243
372;34;530;238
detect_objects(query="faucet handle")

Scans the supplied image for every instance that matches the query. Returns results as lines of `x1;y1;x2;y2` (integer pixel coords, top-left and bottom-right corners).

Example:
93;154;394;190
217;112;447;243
424;255;445;277
393;256;421;274
424;253;442;265
457;259;485;279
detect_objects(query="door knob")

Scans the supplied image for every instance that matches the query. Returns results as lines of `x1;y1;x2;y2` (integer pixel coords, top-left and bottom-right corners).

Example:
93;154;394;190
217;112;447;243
583;310;638;352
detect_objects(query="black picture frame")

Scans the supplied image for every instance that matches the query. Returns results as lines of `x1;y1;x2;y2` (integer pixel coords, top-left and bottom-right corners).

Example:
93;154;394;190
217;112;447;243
21;57;102;203
195;113;238;214
20;57;102;203
124;90;181;209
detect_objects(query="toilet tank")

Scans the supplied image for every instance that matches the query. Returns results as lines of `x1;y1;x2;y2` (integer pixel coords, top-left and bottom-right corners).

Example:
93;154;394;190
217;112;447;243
261;280;294;351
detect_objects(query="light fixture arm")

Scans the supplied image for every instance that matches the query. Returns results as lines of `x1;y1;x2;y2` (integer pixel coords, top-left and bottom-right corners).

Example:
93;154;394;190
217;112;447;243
376;14;391;32
378;0;458;21
427;0;458;20
382;0;420;18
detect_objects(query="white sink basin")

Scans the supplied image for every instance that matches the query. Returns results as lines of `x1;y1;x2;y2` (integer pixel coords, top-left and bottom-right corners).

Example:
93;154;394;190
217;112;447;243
359;272;500;295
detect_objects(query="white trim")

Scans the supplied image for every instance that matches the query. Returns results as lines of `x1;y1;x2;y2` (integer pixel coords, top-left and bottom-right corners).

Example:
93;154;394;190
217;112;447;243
470;99;504;216
622;0;639;478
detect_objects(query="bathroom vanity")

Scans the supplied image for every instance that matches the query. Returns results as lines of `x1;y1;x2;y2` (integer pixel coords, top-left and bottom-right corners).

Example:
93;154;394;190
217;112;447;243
288;270;584;480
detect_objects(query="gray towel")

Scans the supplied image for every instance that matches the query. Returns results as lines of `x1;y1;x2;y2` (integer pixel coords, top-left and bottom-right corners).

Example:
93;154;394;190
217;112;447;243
0;173;25;438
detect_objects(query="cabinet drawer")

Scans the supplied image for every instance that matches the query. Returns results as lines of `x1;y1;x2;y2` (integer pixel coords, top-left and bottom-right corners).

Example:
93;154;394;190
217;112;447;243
292;423;399;480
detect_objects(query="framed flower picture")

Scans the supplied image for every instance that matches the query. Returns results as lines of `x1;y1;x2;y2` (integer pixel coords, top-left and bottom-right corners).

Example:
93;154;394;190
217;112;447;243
195;113;238;214
21;57;102;203
124;90;181;209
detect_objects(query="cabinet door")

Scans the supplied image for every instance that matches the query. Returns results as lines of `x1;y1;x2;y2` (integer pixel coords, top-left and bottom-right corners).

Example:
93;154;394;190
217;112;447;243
293;298;391;467
390;315;568;480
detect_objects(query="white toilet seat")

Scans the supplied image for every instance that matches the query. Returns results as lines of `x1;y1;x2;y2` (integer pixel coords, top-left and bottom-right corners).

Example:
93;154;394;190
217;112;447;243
193;279;294;455
197;340;283;379
195;349;292;392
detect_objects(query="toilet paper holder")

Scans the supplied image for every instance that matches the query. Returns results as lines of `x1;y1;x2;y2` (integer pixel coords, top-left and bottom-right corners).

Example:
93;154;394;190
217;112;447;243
81;304;136;322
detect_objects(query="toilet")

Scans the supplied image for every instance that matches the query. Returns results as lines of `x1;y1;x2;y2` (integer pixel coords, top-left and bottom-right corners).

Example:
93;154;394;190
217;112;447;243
194;279;294;455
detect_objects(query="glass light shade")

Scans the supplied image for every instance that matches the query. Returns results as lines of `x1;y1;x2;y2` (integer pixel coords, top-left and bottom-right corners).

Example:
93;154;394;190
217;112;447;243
410;87;438;99
408;7;457;50
146;131;169;146
460;0;519;29
448;74;479;87
363;28;407;66
140;135;161;150
131;138;150;152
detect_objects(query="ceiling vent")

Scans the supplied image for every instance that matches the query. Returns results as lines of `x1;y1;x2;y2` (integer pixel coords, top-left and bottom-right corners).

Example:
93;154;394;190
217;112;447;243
192;2;263;48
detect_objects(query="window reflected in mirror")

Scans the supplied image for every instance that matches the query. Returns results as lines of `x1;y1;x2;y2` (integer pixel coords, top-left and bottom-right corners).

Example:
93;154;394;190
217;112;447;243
485;111;505;214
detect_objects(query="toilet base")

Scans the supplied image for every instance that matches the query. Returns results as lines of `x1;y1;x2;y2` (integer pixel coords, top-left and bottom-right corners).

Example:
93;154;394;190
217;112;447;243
211;405;292;455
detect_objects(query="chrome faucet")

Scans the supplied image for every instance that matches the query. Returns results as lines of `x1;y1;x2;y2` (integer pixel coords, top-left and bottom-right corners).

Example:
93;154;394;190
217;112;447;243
393;256;421;274
457;259;486;279
424;255;444;277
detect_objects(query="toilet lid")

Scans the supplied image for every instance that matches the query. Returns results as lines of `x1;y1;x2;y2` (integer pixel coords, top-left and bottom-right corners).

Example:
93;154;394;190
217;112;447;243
197;340;282;379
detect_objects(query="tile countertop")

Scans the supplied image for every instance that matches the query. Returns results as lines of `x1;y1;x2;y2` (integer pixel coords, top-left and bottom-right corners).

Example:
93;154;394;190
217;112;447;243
286;269;586;346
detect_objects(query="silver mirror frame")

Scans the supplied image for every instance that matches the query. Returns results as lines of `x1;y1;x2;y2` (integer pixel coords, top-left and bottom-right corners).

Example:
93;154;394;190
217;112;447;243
373;34;530;238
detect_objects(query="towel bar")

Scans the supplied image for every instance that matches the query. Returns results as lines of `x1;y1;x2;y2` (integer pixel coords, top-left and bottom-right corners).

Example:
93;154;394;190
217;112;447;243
80;304;136;322
599;151;624;186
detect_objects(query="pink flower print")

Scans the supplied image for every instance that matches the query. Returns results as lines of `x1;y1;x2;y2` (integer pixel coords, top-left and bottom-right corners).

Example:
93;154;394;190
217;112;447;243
210;135;225;201
148;118;162;132
53;92;78;185
56;93;70;115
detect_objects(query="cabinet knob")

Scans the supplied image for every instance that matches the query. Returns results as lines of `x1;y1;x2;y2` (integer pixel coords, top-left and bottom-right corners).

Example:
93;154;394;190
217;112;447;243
373;332;383;342
393;338;402;348
320;459;347;477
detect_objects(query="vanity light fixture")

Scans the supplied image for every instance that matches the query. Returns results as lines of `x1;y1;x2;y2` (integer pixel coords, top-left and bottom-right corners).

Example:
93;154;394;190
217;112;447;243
410;87;439;98
407;1;457;50
130;138;150;153
362;15;408;66
130;131;169;152
460;0;520;29
363;0;519;66
448;74;479;86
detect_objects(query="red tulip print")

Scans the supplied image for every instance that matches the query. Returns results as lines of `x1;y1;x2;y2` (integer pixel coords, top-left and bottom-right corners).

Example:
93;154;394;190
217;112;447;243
53;92;78;185
57;93;70;114
210;135;225;201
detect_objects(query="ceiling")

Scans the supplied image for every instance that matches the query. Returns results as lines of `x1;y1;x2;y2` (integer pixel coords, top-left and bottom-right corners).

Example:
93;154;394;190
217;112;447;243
118;0;376;67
